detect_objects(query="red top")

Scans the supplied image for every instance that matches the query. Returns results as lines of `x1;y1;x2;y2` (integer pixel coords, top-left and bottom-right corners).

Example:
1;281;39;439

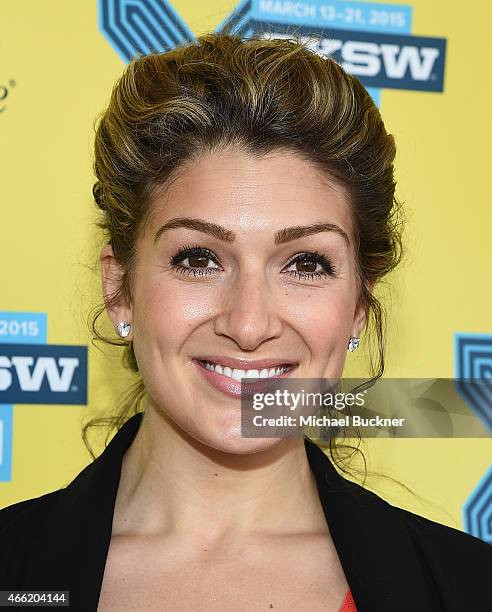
339;587;357;612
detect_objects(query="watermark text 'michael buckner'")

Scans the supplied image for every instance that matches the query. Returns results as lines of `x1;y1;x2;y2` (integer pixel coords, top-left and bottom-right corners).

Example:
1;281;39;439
252;415;406;427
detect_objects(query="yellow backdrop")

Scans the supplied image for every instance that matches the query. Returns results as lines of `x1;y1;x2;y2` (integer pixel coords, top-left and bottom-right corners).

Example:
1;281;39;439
1;0;490;543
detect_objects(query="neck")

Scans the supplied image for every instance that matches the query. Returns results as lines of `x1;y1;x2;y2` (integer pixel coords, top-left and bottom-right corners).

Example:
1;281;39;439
111;404;329;545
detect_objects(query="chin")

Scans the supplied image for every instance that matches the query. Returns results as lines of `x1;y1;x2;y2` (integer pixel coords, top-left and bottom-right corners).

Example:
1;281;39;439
190;426;288;456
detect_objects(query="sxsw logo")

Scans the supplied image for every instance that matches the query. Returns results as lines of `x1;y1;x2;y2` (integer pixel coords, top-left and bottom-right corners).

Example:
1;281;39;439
0;344;87;405
100;0;447;93
219;0;446;94
0;313;87;481
256;28;446;92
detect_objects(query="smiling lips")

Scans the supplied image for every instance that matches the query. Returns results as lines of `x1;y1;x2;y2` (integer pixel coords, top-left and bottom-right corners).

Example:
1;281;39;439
199;360;290;380
191;356;298;399
194;355;299;369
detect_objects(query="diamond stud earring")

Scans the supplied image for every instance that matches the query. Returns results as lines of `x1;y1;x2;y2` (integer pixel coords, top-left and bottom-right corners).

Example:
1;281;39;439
117;321;132;338
348;336;360;352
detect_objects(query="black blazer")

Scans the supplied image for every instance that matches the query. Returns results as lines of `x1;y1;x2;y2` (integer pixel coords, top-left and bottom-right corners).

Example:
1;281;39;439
1;412;491;611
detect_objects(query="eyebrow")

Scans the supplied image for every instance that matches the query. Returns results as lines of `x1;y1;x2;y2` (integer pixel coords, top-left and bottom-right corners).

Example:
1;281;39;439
153;217;350;248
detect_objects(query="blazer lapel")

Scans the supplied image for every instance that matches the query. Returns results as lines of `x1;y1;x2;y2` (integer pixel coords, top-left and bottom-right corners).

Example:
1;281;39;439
23;413;439;611
304;438;441;611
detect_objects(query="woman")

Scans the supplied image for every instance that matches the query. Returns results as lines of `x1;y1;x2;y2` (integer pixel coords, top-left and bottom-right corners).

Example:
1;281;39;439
1;33;491;611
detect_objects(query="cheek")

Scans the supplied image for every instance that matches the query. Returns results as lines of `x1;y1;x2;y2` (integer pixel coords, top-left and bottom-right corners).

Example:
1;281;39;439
133;278;217;350
282;287;355;351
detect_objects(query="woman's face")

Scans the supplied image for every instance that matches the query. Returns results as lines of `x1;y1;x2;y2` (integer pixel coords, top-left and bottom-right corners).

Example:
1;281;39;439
101;148;369;453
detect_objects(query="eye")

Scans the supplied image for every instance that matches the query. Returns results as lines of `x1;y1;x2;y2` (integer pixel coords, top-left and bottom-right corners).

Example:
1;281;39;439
169;244;221;277
169;245;337;280
282;251;337;280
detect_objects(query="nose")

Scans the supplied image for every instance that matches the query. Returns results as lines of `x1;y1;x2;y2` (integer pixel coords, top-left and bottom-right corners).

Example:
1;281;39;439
213;269;283;351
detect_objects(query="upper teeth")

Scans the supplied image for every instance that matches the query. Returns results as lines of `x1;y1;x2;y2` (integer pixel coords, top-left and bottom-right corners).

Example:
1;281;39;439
202;361;289;380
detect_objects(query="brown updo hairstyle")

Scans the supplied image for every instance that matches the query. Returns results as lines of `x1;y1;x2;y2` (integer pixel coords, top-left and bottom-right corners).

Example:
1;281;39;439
85;31;405;484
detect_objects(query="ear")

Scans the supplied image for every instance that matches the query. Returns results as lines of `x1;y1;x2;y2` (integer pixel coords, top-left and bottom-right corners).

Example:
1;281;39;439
351;279;375;338
100;243;133;339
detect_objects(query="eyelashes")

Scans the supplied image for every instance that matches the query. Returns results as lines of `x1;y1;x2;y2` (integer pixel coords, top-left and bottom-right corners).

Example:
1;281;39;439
168;242;338;280
169;244;221;276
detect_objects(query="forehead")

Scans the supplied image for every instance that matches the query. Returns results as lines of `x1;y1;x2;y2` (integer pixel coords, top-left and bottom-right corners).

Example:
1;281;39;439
144;148;353;241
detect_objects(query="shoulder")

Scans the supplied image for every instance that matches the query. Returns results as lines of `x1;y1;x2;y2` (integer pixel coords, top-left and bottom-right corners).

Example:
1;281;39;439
391;500;490;551
356;477;492;562
344;475;491;561
390;497;492;603
0;489;66;588
393;501;492;559
0;488;62;529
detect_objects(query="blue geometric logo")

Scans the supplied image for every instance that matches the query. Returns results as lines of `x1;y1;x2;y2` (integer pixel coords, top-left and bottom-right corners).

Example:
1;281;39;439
98;0;194;62
463;464;492;544
455;333;492;432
